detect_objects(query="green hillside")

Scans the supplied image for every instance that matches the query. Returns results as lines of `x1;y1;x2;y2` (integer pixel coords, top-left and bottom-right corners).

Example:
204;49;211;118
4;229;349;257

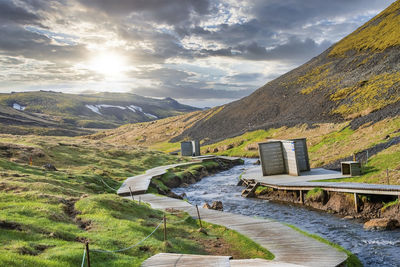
0;91;198;136
0;135;272;266
94;1;400;185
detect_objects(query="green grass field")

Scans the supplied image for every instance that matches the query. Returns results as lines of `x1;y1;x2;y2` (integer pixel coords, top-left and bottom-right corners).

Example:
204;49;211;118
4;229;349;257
0;135;273;266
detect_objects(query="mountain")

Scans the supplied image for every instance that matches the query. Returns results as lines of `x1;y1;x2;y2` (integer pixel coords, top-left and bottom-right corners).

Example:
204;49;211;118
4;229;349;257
93;1;399;179
169;0;400;143
0;91;198;136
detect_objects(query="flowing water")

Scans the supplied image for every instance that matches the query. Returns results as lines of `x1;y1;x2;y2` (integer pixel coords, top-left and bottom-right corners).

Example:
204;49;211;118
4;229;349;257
172;159;400;266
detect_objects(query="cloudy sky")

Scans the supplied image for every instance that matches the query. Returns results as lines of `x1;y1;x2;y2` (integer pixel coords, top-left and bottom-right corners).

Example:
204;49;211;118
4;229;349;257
0;0;395;107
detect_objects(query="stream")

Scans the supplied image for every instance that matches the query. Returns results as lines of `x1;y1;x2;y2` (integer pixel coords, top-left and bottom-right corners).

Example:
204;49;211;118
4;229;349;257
172;159;400;266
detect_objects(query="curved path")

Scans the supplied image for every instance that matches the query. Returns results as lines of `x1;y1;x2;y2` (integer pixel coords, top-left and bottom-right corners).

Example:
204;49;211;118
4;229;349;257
142;253;304;267
117;158;348;267
117;156;241;196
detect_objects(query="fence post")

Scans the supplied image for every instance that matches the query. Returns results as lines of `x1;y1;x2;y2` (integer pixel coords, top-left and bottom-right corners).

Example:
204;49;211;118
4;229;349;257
387;169;390;185
85;241;91;267
163;215;167;241
139;196;141;205
129;186;134;201
354;193;358;213
195;205;203;228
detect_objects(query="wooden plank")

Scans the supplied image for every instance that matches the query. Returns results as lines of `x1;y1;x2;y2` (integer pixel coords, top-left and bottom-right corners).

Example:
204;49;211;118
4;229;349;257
242;167;400;196
117;156;241;196
142;253;231;267
134;194;348;267
230;258;305;266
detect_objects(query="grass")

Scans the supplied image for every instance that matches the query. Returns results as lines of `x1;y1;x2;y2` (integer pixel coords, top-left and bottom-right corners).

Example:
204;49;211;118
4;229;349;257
0;135;273;266
285;224;362;267
201;129;277;158
200;221;274;260
197;117;400;185
312;143;400;185
305;188;324;200
0;135;187;182
329;1;400;57
332;72;400;117
149;141;181;153
150;161;221;192
381;198;399;212
254;186;273;196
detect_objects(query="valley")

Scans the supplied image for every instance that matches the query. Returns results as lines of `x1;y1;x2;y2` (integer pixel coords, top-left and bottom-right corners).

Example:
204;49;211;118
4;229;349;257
0;0;399;266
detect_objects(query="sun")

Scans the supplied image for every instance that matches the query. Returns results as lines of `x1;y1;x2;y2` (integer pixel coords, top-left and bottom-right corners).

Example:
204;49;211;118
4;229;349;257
88;52;128;78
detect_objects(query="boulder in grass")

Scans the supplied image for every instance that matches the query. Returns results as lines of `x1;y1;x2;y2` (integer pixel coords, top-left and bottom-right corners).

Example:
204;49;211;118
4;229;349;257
43;163;57;171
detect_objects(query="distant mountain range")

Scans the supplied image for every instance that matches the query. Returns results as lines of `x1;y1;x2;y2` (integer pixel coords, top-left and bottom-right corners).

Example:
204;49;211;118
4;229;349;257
0;91;198;136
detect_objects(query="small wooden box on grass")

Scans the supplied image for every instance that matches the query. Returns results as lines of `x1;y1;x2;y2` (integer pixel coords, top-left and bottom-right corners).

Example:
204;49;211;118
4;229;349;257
341;161;361;176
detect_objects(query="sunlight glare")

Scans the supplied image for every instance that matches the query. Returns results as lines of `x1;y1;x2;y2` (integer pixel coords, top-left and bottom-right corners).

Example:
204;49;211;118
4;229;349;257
88;52;128;78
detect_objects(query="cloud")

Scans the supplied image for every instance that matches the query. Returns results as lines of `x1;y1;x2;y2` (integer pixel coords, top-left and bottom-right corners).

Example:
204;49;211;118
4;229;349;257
0;0;396;105
0;0;41;25
77;0;211;25
129;67;255;99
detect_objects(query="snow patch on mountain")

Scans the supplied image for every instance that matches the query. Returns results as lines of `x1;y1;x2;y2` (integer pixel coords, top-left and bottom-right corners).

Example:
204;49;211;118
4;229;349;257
85;104;158;118
12;103;26;111
85;105;102;115
144;113;158;119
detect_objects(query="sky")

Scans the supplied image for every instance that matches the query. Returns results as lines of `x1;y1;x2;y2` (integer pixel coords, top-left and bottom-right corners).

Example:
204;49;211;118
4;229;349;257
0;0;395;107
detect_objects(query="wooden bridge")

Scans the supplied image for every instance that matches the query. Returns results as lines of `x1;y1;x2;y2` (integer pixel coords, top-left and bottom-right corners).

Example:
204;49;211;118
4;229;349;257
242;167;400;196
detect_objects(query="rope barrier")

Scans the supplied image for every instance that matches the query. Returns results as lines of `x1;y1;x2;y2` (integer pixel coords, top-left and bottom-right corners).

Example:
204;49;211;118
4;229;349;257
81;248;86;267
91;220;163;253
99;177;118;192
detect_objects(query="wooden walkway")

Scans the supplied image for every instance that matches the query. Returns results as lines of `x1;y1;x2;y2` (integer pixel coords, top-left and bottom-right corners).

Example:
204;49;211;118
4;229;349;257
143;253;304;266
124;194;347;267
142;253;231;267
117;156;241;196
118;160;348;266
242;167;400;196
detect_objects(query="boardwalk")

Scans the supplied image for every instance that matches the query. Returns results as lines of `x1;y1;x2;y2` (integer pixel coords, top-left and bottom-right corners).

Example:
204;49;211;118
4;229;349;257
142;253;231;267
143;253;304;267
242;167;400;196
118;159;348;267
117;156;241;196
124;194;348;267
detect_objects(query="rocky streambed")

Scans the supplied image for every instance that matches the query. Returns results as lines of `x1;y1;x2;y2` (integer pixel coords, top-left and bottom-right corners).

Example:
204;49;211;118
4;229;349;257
172;159;400;267
254;186;400;230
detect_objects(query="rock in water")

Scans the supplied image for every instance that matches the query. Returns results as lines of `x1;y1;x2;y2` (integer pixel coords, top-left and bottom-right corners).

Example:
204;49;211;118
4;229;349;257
43;163;57;171
364;218;399;230
211;201;223;211
253;159;261;165
203;203;211;209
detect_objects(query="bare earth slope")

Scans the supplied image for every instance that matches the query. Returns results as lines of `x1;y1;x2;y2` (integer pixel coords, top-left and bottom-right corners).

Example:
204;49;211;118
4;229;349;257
172;0;400;143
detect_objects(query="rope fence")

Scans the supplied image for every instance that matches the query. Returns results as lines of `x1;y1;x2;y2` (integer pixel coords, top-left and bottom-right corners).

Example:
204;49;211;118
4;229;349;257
91;220;163;254
99;176;118;192
81;248;86;267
